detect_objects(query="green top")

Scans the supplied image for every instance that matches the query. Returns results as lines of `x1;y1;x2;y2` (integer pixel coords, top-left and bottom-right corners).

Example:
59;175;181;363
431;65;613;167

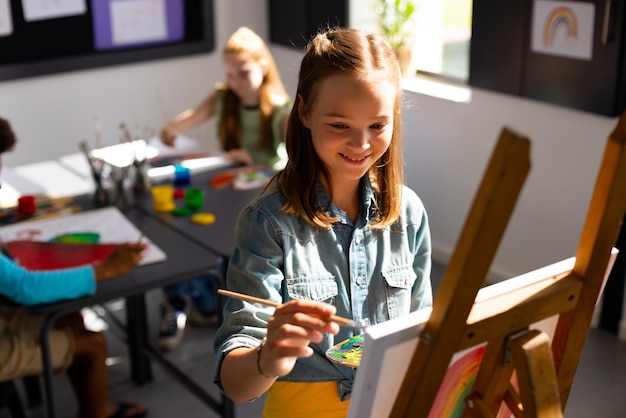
215;90;292;169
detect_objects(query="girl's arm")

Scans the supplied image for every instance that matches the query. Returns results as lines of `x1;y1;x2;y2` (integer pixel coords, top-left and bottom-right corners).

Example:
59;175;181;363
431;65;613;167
160;90;218;146
0;243;144;306
220;299;339;403
215;204;339;402
0;252;95;305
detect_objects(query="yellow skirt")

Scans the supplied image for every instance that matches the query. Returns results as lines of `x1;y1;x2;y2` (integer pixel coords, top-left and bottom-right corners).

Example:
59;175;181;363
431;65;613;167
263;381;350;418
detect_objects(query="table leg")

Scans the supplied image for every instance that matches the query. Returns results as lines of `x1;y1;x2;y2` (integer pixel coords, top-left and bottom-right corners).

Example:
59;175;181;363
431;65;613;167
21;375;42;408
221;393;235;418
39;314;58;418
125;294;153;385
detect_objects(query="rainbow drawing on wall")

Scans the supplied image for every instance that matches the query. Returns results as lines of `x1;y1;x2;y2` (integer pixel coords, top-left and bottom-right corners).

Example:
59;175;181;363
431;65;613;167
531;1;594;60
543;6;578;47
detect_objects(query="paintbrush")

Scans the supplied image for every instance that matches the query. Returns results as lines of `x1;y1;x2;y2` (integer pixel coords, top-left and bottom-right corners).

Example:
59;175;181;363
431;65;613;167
93;113;103;149
156;87;169;122
217;289;367;329
136;226;147;245
79;140;107;203
78;140;99;178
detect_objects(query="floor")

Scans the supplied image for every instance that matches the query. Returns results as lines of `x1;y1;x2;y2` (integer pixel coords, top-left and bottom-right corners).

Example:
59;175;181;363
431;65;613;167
5;261;626;418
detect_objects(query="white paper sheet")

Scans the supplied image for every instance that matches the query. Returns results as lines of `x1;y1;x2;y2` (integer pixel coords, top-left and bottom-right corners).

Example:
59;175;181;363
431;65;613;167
22;0;86;22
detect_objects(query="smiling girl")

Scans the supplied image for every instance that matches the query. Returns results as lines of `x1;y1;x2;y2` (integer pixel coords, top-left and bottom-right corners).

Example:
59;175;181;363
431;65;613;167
214;28;433;417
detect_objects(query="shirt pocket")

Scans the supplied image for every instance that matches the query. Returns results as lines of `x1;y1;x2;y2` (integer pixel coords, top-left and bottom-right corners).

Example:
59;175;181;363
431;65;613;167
382;265;417;318
285;274;338;303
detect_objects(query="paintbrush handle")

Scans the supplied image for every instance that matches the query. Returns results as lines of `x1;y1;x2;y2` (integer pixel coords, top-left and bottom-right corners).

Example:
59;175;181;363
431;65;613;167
136;226;147;245
218;289;279;307
217;289;366;329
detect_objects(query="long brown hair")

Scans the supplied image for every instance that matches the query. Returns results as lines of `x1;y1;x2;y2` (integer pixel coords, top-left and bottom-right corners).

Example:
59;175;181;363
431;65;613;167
218;27;289;152
277;28;404;229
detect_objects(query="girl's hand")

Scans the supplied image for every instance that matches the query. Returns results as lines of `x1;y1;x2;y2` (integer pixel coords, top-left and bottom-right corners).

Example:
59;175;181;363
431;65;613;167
225;148;254;166
259;299;340;377
93;243;146;281
159;124;177;147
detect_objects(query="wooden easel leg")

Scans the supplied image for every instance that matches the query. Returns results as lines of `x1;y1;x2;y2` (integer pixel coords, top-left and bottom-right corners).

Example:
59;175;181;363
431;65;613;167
503;381;524;418
511;330;562;418
464;381;523;418
464;336;515;418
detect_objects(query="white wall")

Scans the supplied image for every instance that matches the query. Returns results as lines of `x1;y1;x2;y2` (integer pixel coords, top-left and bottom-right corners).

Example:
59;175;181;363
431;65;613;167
0;0;620;284
401;89;617;281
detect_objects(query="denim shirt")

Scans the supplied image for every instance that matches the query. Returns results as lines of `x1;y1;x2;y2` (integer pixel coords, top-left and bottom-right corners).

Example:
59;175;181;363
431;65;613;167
213;177;432;400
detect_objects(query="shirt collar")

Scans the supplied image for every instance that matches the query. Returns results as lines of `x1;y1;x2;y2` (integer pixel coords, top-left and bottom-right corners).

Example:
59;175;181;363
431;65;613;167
314;176;377;226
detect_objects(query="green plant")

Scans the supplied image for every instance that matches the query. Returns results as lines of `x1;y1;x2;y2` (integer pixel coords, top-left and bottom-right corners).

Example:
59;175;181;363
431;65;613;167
375;0;416;52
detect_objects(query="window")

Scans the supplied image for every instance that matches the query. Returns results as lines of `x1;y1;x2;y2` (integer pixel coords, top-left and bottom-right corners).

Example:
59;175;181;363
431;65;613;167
350;0;472;82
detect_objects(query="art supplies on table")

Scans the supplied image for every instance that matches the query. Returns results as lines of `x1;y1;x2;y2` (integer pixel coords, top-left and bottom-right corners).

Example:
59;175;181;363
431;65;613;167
90;139;154;168
149;156;231;183
18;205;82;224
64;135;229;195
16;195;36;215
173;165;191;185
209;171;236;189
184;188;204;209
78;139;151;208
0;167;47;209
151;185;176;212
0;206;166;267
209;166;275;190
150;185;213;224
233;166;275;190
9;196;79;223
190;213;216;225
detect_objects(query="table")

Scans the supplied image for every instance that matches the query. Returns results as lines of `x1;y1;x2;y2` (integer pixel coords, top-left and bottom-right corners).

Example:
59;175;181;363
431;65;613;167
134;168;263;260
25;206;234;418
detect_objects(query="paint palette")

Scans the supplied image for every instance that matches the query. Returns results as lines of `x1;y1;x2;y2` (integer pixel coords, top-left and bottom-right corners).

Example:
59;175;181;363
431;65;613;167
325;334;365;368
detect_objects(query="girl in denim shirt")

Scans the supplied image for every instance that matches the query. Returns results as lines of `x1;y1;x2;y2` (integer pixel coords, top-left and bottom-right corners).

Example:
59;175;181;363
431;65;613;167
214;27;433;417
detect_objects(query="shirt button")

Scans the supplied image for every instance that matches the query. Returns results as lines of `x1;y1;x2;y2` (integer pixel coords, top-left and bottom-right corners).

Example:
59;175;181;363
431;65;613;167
355;237;362;245
356;276;364;285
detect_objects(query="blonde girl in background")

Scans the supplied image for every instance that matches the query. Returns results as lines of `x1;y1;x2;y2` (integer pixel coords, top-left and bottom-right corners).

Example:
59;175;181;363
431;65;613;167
160;26;292;169
156;27;292;352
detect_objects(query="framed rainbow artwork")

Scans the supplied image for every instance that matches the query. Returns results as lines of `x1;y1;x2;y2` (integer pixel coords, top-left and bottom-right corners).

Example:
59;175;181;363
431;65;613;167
530;0;595;60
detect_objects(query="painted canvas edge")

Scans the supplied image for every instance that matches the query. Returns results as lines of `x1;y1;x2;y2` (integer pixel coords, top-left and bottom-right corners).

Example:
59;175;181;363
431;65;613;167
347;307;431;418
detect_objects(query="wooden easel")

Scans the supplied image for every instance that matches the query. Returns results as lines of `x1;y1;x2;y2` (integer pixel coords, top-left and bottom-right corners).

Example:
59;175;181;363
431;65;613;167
390;111;626;418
